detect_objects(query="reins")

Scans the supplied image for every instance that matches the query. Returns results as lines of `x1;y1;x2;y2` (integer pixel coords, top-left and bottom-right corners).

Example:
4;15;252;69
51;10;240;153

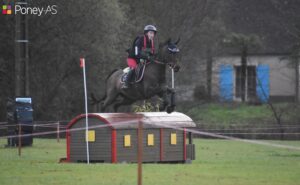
153;60;166;65
153;59;175;68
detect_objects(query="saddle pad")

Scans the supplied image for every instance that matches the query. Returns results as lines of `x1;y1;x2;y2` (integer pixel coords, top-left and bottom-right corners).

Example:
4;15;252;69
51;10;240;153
123;67;130;73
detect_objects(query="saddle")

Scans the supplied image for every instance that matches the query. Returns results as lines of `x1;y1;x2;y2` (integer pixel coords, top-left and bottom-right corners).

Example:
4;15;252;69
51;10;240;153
121;63;146;84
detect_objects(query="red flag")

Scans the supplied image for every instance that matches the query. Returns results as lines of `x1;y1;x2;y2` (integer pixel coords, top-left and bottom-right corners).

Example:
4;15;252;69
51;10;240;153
80;58;85;68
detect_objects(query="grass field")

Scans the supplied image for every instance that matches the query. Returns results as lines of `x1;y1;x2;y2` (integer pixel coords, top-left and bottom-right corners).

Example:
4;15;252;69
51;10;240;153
0;138;299;185
177;103;300;126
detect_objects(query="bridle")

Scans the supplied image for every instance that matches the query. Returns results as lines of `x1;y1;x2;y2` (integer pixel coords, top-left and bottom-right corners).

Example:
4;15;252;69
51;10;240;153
151;49;179;69
153;59;177;69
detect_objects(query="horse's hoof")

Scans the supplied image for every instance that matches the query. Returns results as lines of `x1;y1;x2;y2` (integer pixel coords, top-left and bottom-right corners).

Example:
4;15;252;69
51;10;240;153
166;106;175;114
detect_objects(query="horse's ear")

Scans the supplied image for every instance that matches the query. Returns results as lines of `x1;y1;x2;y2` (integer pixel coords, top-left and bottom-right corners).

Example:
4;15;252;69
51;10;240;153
167;38;172;44
175;37;180;45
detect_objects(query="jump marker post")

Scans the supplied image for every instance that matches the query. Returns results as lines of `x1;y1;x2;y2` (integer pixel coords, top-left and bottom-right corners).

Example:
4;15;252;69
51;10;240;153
80;57;90;164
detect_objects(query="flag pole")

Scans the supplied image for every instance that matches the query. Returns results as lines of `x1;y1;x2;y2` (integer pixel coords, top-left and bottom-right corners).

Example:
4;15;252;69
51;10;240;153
80;58;90;164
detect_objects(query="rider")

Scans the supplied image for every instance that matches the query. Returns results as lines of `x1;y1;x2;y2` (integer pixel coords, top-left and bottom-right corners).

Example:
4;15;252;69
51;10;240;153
122;24;157;89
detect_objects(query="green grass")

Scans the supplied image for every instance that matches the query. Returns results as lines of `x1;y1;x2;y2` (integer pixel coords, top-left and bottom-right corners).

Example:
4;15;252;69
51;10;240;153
0;139;299;185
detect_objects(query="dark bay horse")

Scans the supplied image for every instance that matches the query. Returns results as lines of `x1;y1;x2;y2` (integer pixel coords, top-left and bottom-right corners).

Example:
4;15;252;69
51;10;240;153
92;38;180;113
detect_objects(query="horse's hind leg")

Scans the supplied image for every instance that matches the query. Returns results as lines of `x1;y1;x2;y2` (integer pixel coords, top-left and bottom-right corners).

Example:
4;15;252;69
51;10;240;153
101;93;119;112
113;98;134;112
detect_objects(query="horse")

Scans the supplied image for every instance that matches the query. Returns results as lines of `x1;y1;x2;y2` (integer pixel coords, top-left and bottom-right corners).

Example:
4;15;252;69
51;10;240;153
91;38;181;113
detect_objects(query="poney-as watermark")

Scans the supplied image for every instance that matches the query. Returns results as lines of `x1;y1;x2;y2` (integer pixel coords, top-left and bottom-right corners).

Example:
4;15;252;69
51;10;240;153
2;2;57;16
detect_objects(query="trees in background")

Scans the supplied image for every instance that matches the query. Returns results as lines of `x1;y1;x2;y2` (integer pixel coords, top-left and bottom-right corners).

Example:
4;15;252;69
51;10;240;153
29;0;129;120
0;10;15;120
0;0;299;121
1;0;129;120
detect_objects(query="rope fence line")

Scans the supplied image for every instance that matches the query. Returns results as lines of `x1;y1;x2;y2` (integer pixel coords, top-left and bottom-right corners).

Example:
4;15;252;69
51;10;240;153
0;121;299;129
208;133;300;135
195;122;300;127
0;120;299;151
0;122;300;134
1;130;298;135
151;122;300;151
0;120;299;137
0;123;299;130
33;123;60;126
199;126;300;131
1;129;299;135
0;123;67;128
1;123;299;137
0;122;127;140
1;121;299;126
34;125;66;129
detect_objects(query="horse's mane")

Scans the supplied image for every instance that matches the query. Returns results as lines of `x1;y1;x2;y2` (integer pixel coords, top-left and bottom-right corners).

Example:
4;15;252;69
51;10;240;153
106;69;120;82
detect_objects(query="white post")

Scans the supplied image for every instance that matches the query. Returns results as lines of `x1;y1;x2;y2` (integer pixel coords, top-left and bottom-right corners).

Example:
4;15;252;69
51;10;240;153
81;58;90;164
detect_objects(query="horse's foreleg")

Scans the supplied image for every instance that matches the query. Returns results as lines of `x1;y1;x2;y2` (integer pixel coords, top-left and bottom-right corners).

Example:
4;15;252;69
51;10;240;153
158;86;176;113
158;89;169;111
167;87;176;107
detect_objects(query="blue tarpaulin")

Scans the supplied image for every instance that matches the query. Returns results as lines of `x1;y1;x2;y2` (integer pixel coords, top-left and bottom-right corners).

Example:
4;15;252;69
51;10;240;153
256;65;270;102
219;65;233;101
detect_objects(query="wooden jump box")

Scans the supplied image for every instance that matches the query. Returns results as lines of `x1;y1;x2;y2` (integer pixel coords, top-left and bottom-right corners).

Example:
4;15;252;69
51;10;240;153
66;112;196;163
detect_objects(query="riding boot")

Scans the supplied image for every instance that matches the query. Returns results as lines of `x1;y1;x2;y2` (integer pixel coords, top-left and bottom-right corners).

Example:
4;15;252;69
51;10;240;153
122;69;134;89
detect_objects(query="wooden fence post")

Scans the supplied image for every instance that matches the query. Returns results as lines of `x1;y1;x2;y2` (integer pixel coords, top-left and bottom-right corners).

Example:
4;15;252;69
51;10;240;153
137;119;143;185
57;122;60;143
18;123;22;156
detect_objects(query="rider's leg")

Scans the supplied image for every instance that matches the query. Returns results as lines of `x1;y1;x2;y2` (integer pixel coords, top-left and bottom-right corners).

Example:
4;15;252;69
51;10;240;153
122;69;134;88
122;58;137;89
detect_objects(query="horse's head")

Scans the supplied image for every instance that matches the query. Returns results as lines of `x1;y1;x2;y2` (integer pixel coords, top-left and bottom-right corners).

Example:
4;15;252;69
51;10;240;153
157;38;181;72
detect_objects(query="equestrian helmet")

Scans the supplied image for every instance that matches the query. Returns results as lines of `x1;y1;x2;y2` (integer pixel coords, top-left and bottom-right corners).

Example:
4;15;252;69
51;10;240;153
144;25;157;34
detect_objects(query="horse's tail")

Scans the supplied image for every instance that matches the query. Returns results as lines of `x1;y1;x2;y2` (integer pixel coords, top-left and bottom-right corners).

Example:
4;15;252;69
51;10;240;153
102;68;120;101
